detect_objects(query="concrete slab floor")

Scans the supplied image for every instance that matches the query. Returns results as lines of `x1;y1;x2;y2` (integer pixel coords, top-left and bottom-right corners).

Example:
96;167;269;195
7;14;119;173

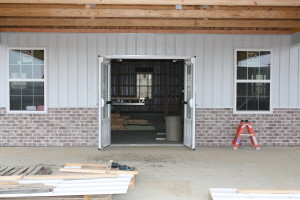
0;146;299;200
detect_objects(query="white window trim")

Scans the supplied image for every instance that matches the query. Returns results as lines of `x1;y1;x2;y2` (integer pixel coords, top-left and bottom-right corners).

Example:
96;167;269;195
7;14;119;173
7;47;47;114
233;48;273;114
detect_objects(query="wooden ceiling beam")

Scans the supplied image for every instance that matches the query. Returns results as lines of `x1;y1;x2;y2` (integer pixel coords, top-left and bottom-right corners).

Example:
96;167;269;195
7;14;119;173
0;18;299;28
196;19;300;28
0;27;293;35
0;4;297;10
0;8;299;19
0;18;196;27
0;0;299;6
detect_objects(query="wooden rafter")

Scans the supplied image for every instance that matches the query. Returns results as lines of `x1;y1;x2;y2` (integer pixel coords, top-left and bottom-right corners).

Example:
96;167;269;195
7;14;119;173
0;27;293;35
0;2;299;34
0;0;299;6
0;8;299;19
0;18;299;28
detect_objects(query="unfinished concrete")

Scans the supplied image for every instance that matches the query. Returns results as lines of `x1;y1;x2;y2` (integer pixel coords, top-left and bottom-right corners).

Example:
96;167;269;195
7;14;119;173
0;146;299;200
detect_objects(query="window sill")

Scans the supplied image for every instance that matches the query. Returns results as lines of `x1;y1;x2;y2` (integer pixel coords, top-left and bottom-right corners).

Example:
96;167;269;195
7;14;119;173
6;110;48;114
233;109;273;115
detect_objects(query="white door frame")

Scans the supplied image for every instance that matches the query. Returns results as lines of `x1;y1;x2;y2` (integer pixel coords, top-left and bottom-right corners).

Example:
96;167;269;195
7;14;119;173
98;56;111;150
98;55;196;149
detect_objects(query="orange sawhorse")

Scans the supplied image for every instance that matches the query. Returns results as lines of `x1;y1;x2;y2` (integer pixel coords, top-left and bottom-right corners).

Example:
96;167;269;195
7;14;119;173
232;120;260;150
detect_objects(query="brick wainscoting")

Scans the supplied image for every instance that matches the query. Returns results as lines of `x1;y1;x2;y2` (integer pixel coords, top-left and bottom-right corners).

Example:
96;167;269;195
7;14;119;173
0;107;98;146
196;108;300;147
1;107;300;147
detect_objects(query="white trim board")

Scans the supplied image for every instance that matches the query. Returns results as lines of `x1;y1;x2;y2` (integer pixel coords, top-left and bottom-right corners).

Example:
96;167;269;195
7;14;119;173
209;188;300;200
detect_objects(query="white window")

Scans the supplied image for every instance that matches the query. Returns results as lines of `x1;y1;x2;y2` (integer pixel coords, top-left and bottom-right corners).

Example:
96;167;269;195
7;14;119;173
8;49;46;113
136;73;152;99
234;49;272;113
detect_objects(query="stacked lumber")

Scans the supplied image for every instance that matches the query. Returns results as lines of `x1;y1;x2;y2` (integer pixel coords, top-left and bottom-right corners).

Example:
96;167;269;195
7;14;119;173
111;114;148;130
0;161;138;200
209;188;300;200
0;166;50;177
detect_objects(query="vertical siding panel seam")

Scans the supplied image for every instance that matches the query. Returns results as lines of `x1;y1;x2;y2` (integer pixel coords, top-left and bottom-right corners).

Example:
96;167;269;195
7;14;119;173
86;35;89;107
212;36;215;106
145;35;148;55
284;37;290;107
56;34;60;107
115;34;118;55
154;35;157;55
144;34;147;55
202;36;206;107
220;36;225;107
125;35;128;55
135;34;138;55
287;37;292;107
76;34;79;108
278;37;282;107
288;37;291;107
296;46;299;107
298;47;300;107
66;35;69;108
96;35;99;107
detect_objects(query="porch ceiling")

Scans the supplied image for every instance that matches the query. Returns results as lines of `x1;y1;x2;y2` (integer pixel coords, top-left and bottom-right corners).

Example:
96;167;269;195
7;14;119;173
0;0;299;34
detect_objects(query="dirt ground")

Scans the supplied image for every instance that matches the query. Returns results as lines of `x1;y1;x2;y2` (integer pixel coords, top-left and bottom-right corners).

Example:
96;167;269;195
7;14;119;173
0;146;299;200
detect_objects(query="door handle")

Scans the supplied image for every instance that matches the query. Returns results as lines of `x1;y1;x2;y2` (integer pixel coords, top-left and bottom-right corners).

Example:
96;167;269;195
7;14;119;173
182;101;188;104
106;101;112;104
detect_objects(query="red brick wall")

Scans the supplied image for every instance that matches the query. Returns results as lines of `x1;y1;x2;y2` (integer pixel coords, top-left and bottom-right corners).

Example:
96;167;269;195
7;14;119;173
0;108;98;146
196;108;300;147
1;107;300;146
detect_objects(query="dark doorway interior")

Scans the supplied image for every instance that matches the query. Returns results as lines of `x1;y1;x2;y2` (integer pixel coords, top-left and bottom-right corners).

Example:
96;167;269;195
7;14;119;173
111;59;185;144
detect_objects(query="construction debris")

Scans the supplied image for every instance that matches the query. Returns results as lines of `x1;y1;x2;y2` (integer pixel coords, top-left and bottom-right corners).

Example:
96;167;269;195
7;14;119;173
0;161;138;200
209;188;300;200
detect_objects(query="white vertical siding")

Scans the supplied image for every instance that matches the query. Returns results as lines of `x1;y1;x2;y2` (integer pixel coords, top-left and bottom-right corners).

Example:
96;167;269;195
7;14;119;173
213;36;224;107
279;37;291;107
290;46;299;107
67;35;78;107
58;35;69;107
77;35;88;107
0;32;299;108
194;36;205;108
0;33;8;107
87;35;98;107
222;35;234;107
203;36;214;107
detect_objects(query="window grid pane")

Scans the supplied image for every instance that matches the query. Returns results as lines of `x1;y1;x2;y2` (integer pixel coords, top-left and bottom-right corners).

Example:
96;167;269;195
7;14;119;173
236;50;271;112
9;49;45;112
237;51;271;80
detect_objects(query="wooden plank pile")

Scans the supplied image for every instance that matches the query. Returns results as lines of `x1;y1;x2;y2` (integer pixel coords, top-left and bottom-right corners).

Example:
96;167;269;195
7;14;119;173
0;166;50;177
0;161;138;200
209;188;300;200
111;114;148;130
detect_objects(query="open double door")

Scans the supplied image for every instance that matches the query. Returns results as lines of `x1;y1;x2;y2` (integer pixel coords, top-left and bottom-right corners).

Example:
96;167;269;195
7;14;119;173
98;56;196;150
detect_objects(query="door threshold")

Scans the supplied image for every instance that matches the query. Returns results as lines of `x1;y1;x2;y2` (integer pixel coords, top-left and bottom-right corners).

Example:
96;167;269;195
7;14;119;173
111;144;184;147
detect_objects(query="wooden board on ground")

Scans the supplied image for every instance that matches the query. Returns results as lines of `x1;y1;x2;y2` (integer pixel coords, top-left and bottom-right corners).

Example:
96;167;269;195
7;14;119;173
60;167;138;175
0;183;54;194
0;194;112;200
238;188;300;194
63;162;138;189
63;161;138;175
209;188;300;200
0;166;49;176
